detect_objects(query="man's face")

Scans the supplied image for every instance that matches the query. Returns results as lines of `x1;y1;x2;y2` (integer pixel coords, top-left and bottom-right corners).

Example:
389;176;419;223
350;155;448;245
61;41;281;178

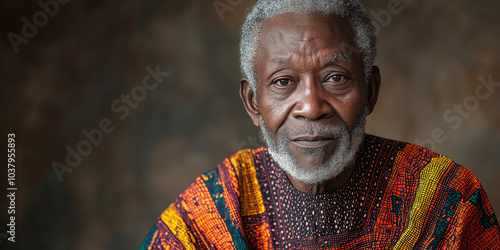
241;13;379;184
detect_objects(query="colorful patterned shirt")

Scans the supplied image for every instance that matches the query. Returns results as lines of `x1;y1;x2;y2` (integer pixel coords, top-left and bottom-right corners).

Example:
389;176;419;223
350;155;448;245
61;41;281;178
141;135;500;249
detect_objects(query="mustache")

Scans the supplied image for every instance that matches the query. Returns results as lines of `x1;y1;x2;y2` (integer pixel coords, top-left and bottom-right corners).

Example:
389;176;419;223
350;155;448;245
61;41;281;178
282;123;348;139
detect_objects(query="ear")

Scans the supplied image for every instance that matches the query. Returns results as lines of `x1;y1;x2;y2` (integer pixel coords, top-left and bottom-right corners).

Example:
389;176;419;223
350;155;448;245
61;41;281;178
239;78;261;127
366;66;381;115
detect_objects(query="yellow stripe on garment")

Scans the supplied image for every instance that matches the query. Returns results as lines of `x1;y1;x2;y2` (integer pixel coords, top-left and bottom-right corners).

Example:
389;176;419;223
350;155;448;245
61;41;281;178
231;149;265;217
393;156;453;250
161;203;196;250
183;176;238;249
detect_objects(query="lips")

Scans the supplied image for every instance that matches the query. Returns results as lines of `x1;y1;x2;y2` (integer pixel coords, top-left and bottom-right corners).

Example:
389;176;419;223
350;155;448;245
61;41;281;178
290;135;336;149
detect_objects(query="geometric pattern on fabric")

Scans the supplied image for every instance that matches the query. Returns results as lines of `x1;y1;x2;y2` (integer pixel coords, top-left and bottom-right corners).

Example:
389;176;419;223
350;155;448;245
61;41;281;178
141;134;500;249
230;149;266;217
394;156;453;249
160;203;196;249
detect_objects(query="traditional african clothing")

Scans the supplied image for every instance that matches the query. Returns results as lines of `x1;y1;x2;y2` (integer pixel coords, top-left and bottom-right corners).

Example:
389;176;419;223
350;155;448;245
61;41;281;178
142;135;500;249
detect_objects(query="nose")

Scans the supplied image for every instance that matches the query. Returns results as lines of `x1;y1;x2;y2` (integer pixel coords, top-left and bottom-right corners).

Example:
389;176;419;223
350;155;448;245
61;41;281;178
291;78;334;121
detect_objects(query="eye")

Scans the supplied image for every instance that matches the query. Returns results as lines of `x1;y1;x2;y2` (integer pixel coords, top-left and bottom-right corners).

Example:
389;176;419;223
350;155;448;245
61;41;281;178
273;79;292;87
327;74;347;83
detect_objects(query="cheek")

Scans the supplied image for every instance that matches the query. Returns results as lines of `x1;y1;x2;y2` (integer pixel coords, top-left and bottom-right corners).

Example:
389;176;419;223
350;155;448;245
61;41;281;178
335;89;367;126
259;94;294;132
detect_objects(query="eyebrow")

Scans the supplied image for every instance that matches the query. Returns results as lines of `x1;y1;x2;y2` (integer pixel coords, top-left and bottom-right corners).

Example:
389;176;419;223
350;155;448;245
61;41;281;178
325;52;349;64
270;52;349;67
270;57;292;67
266;52;350;80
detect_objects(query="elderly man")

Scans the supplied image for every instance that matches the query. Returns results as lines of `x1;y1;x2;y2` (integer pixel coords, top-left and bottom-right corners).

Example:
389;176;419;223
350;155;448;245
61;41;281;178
142;0;500;249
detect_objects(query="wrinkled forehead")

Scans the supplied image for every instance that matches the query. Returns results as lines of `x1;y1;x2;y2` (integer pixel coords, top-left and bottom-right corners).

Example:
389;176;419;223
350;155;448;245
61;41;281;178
260;13;355;43
255;13;360;70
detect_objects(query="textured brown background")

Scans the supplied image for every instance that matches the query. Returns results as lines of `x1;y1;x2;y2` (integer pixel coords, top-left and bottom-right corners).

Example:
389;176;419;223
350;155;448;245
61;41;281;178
0;0;499;249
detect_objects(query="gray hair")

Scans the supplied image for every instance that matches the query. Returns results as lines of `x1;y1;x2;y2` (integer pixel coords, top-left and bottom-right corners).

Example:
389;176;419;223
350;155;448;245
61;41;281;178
240;0;377;92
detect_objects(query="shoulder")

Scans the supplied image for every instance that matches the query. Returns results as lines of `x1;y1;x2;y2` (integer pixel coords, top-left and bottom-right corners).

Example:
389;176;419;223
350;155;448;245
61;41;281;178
171;148;266;199
202;147;267;191
366;134;484;192
169;148;268;217
367;135;459;171
144;149;267;249
368;136;499;246
365;134;441;164
371;135;491;204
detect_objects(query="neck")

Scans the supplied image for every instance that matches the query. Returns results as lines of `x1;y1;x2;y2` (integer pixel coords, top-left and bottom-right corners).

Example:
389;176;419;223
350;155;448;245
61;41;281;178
285;164;355;194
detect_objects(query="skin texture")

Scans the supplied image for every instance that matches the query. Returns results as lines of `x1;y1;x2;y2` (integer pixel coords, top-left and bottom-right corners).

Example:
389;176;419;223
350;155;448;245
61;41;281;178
240;13;381;194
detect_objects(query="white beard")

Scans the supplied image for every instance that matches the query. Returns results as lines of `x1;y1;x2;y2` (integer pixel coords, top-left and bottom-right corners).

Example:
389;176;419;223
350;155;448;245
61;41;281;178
260;109;367;185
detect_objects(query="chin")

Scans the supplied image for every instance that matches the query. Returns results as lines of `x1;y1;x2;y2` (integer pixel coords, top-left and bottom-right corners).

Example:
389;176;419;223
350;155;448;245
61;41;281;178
293;143;339;163
278;154;350;185
293;154;333;170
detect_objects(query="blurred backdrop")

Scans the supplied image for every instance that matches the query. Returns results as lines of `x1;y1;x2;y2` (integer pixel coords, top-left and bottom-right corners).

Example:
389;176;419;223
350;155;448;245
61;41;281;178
1;0;499;249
